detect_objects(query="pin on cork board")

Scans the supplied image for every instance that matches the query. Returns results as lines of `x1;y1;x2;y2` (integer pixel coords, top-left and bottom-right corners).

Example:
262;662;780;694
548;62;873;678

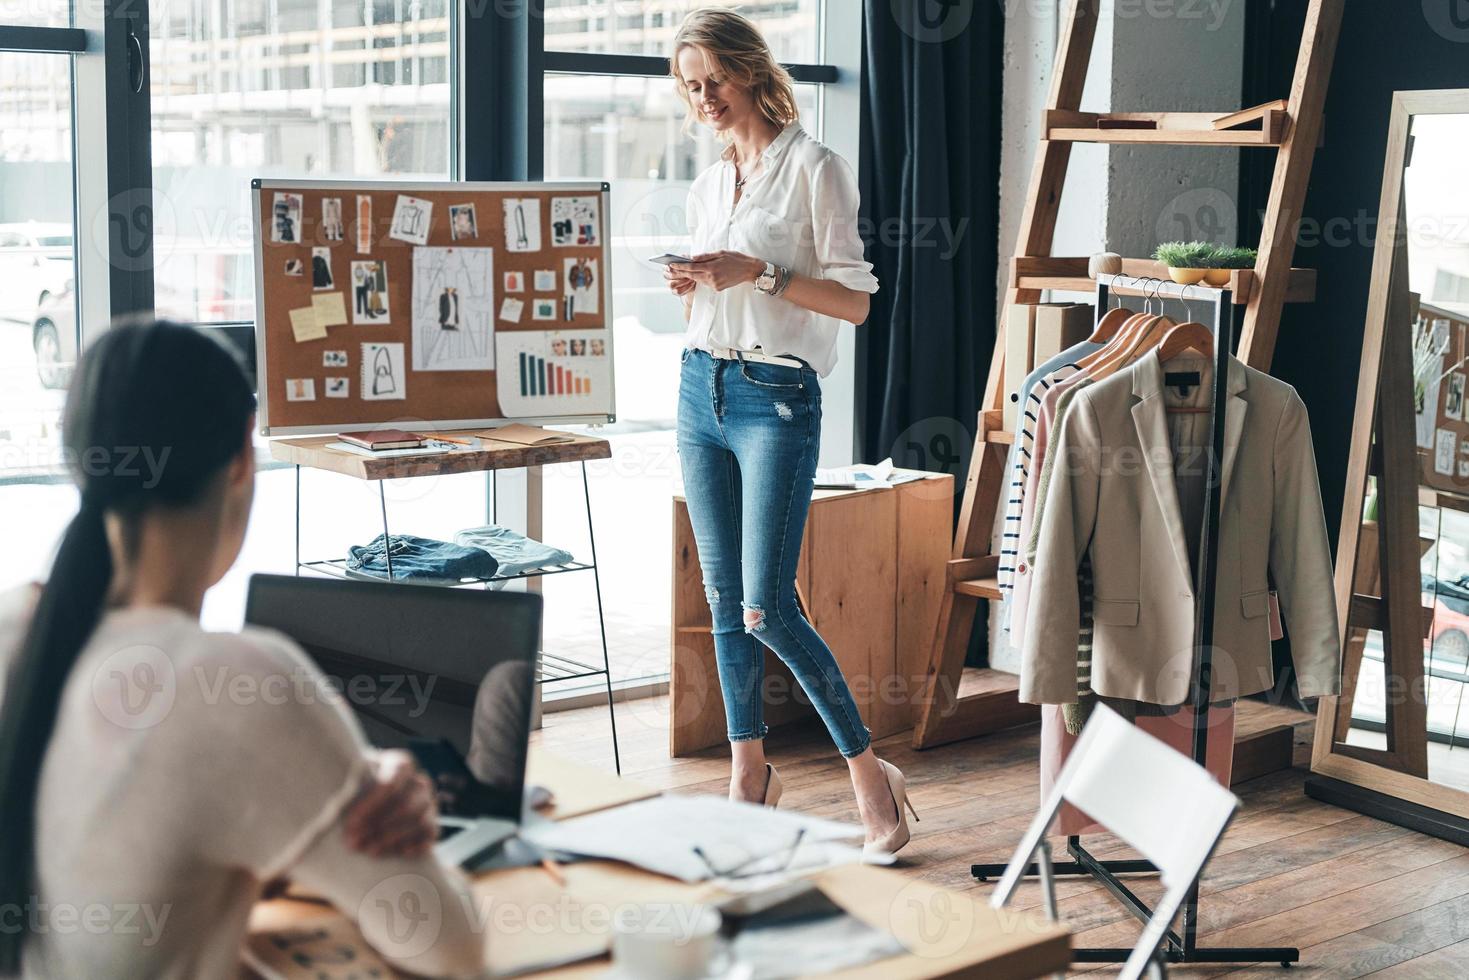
252;178;616;436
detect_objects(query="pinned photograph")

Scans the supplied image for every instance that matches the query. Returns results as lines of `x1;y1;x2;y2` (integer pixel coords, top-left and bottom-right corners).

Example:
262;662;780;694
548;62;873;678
350;260;390;325
324;377;350;398
1448;372;1466;421
311;247;334;290
533;269;556;292
284;258;304;277
562;257;598;318
504;271;525;293
355;194;372;253
322;198;344;242
550;196;599;247
285;378;316;402
499;297;524;323
590;338;605;356
323;350;348;368
551;338;568;356
361;342;406;401
570;339;587;356
271;192;303;243
533;298;557;320
389;195;434;246
411;247;496;372
1437;428;1457;476
450;203;479;241
502;198;542;252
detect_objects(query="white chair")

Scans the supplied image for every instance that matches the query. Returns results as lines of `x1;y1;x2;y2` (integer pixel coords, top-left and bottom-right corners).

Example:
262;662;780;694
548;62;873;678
988;705;1240;980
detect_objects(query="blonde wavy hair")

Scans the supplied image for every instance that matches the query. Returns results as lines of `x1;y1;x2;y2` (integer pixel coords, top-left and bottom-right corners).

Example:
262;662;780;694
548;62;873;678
670;8;800;140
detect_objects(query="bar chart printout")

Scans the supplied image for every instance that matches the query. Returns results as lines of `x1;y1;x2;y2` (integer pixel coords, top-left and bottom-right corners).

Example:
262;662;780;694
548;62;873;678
495;329;613;418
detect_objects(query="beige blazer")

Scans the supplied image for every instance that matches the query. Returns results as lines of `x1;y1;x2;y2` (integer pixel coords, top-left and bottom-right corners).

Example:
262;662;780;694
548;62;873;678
1019;351;1340;706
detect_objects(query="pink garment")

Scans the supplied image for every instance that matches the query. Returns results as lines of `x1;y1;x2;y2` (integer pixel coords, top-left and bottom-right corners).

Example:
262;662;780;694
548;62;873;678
1040;702;1237;835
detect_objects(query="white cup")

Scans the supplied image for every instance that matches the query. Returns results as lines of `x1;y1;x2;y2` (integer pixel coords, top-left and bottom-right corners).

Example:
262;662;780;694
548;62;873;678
611;903;725;979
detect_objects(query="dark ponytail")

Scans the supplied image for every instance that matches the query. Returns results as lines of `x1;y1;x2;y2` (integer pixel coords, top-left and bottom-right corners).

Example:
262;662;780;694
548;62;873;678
0;320;255;973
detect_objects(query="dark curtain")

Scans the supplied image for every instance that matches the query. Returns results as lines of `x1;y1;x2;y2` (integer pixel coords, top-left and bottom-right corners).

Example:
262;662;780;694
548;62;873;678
855;2;1004;665
1241;2;1469;702
855;1;1004;480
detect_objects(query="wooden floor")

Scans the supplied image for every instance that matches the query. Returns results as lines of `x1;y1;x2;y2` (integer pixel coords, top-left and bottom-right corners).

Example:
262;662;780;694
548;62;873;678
530;696;1469;978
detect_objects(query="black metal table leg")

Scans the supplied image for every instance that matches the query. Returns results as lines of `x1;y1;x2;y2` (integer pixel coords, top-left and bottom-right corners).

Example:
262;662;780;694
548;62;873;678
582;461;621;774
379;481;394;581
294;465;301;576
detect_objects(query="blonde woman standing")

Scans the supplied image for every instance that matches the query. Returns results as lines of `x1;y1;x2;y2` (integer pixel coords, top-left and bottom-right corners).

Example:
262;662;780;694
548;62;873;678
665;9;916;861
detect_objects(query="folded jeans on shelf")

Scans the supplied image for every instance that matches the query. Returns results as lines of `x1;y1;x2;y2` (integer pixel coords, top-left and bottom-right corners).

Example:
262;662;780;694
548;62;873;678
454;525;575;577
345;533;500;583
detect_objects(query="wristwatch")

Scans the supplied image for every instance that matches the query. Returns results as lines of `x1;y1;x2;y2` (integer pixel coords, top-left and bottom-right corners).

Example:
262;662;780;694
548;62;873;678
754;260;779;294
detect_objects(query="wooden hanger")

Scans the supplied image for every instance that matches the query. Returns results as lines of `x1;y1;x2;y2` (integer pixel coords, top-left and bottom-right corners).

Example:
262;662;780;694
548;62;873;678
1089;304;1133;344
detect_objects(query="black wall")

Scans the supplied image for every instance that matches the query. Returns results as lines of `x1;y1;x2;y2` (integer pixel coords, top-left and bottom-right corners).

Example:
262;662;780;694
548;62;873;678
1256;2;1469;546
1244;1;1469;698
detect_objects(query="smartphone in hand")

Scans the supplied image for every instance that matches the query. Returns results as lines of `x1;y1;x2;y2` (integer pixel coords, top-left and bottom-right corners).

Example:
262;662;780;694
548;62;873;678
649;253;693;266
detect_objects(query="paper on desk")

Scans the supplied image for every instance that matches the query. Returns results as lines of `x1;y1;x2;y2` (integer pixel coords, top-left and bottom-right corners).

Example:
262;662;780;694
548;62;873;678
813;457;925;490
521;794;861;883
289;306;327;343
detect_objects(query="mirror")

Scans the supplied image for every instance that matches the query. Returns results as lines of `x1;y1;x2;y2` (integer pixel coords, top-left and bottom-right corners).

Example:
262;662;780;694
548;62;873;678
1311;91;1469;838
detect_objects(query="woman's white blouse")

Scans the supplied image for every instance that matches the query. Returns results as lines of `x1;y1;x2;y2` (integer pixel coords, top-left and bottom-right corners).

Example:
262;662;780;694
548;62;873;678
685;122;879;377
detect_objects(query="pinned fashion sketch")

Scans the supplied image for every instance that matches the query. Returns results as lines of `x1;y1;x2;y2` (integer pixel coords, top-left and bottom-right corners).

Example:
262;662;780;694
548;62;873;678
504;271;524;293
324;376;350;398
532;299;556;321
502;198;542;252
271;192;302;243
495;329;612;418
550;196;599;247
361;342;405;400
389;195;434;246
411;247;495;372
323;350;348;368
562;257;598;319
311;247;334;290
350;260;390;325
533;269;556;292
283;258;304;277
321;198;344;242
450;203;478;241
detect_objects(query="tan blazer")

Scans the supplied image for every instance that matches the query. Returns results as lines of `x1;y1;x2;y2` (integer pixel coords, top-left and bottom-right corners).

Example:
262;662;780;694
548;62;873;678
1019;351;1340;706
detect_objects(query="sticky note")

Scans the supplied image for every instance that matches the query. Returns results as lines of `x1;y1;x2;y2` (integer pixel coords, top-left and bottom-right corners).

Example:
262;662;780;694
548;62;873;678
289;306;326;343
312;292;348;328
499;297;524;323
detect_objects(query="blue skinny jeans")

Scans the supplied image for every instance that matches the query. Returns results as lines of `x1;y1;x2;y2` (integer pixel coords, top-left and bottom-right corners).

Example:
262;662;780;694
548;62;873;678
676;348;872;759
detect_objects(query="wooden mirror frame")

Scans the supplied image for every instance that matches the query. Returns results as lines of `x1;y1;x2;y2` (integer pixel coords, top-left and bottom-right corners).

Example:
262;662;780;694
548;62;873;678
1307;89;1469;844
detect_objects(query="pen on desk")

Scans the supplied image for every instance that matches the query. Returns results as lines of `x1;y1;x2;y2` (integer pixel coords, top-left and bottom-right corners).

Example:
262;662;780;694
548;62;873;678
540;858;567;887
426;434;474;446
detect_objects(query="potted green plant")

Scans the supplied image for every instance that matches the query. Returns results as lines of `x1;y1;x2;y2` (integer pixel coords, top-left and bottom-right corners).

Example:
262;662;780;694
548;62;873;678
1153;241;1215;285
1203;245;1258;286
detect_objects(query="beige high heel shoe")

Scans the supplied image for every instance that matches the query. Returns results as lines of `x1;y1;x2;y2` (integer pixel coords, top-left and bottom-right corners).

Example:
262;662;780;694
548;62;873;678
762;763;783;808
861;760;919;863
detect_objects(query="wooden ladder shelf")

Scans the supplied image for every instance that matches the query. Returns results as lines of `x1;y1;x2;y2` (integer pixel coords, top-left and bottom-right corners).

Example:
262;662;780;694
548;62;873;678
912;0;1344;750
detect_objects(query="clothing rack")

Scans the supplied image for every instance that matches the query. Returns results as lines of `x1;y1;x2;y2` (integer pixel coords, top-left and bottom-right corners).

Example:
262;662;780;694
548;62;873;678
972;275;1299;969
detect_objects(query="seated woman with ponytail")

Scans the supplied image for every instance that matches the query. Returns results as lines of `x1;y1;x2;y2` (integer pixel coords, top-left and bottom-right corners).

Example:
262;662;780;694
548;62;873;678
0;321;488;979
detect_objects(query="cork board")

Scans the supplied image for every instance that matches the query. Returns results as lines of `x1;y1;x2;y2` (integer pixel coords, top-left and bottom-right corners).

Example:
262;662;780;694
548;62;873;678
1417;301;1469;493
251;179;614;435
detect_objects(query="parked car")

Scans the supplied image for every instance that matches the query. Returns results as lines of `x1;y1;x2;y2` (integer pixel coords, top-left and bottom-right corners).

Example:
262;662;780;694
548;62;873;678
0;221;73;316
1423;572;1469;672
32;281;255;391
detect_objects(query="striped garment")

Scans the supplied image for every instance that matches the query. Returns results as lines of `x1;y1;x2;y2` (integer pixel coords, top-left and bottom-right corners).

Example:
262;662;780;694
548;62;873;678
997;364;1082;591
1061;554;1096;735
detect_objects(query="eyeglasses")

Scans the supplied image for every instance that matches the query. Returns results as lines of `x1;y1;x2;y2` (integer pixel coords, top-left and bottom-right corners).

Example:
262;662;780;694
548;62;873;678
692;828;807;881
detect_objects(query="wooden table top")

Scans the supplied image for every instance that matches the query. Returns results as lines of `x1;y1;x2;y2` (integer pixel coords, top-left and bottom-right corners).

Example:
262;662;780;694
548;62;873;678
269;427;612;480
245;749;1069;979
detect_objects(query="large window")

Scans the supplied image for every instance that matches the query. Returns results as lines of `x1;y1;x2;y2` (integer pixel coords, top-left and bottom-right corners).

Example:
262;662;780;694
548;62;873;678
0;50;77;487
150;0;454;325
544;0;823;61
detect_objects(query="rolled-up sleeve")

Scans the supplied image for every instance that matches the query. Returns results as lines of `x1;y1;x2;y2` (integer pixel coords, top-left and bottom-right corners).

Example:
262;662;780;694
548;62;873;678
811;154;878;294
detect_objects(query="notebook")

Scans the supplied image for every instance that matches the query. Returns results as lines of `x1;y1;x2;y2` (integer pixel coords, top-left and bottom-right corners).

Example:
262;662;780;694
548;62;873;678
482;423;575;447
337;428;423;451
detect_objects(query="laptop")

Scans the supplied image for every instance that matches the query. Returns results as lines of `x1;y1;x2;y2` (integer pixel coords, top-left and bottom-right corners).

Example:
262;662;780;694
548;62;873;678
244;573;541;865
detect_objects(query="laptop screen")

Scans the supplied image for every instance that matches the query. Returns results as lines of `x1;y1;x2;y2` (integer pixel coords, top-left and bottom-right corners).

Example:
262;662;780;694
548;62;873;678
244;573;540;822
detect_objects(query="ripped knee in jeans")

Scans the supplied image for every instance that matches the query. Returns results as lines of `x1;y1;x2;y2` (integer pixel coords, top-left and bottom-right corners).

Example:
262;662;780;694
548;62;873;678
742;602;767;634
